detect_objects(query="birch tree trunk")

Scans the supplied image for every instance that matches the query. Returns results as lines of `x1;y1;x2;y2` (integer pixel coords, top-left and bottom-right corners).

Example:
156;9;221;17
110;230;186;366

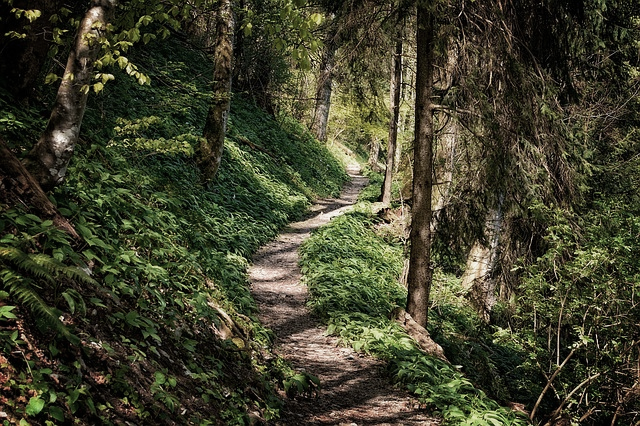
311;34;337;142
23;0;117;191
406;6;435;328
380;31;403;204
461;199;504;322
199;0;235;181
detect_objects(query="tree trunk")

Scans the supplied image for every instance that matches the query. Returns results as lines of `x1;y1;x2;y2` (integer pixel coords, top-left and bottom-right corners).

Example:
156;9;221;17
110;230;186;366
23;0;116;191
311;33;337;142
0;137;78;239
406;6;435;329
461;199;504;322
380;31;403;204
368;138;381;172
198;0;235;181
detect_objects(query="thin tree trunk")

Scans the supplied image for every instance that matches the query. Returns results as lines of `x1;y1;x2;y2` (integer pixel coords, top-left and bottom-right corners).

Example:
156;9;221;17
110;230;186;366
368;138;381;171
199;0;235;181
23;0;116;191
0;137;78;239
380;31;403;204
311;33;337;142
406;6;434;328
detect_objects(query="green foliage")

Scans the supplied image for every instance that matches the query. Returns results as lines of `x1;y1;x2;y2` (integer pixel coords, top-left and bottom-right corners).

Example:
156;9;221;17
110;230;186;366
357;169;383;202
283;371;320;399
514;198;640;422
0;211;96;345
301;212;406;318
329;91;388;161
0;35;348;424
299;205;527;425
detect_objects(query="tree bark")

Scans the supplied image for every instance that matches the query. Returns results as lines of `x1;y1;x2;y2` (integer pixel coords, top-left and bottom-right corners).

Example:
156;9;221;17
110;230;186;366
380;30;403;204
461;199;503;322
198;0;235;181
311;32;337;142
368;138;381;172
23;0;117;191
406;6;435;329
0;137;78;239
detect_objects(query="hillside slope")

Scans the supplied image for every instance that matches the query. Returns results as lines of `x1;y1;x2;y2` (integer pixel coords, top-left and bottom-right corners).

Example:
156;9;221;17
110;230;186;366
0;38;348;425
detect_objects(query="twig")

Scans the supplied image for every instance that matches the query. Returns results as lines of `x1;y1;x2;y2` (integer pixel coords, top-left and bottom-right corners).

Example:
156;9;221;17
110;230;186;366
544;373;601;425
235;136;280;162
530;347;577;421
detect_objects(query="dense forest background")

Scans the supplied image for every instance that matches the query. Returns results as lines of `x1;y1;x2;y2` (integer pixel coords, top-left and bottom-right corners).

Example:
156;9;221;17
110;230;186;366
1;0;640;425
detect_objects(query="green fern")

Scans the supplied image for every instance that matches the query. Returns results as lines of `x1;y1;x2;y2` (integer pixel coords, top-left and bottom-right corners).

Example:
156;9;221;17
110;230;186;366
0;246;95;345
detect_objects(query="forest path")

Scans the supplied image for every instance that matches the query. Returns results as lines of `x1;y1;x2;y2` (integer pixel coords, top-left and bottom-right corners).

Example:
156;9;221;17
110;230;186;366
249;164;439;425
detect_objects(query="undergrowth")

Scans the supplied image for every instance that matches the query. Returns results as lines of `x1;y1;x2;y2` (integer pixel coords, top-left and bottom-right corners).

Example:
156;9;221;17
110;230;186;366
0;37;347;425
299;207;529;425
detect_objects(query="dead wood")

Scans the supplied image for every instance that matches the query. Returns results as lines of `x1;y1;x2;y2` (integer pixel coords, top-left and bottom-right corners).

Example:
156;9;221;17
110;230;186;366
0;136;79;239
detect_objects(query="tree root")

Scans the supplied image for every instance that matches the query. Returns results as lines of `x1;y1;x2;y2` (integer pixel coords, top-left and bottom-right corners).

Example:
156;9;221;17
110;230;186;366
393;308;448;362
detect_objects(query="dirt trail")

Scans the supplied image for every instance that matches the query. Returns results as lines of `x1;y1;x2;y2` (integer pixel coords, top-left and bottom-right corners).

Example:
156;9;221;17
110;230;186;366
249;164;439;425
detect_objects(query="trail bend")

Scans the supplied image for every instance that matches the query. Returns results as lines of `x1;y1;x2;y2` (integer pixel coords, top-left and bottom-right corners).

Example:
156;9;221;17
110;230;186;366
249;164;439;425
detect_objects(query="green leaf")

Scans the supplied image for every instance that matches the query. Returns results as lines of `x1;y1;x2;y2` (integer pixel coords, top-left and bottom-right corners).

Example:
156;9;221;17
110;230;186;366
61;292;76;314
48;405;65;421
243;22;252;36
67;389;80;405
154;371;166;385
75;223;92;239
309;13;323;26
0;305;17;319
25;396;45;416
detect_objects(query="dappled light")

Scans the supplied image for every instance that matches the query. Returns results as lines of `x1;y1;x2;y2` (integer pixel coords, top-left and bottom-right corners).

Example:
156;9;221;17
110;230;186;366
1;0;640;424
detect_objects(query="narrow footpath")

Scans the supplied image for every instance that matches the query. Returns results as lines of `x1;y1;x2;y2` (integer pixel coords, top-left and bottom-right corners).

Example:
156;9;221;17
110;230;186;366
249;164;439;425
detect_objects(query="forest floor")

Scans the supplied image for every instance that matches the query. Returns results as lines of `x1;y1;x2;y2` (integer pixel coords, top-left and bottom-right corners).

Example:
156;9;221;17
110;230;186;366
249;164;440;426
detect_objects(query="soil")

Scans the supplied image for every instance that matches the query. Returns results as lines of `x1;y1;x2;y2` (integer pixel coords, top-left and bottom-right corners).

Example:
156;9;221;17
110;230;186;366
249;164;440;426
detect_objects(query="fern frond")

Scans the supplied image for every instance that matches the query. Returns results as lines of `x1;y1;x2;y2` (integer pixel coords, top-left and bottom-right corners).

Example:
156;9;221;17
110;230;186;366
0;246;83;344
0;246;95;286
0;247;56;284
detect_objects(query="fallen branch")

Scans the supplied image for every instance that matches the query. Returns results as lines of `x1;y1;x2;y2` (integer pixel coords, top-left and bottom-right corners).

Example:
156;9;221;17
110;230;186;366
235;136;280;162
0;136;79;239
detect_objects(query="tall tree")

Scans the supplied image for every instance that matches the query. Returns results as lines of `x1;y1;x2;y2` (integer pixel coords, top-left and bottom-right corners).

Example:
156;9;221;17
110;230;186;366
198;0;235;180
379;26;403;204
310;27;338;142
405;2;434;328
23;0;117;191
